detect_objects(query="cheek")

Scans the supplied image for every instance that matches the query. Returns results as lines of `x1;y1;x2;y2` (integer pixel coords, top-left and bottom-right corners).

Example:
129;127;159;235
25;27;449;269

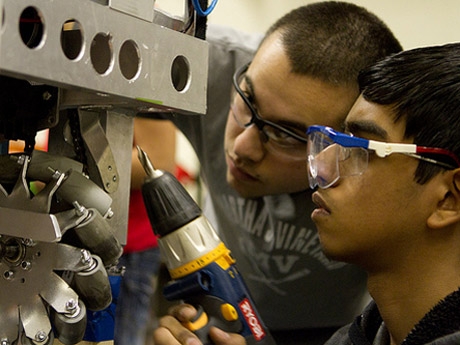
224;113;241;147
342;172;421;237
267;160;309;193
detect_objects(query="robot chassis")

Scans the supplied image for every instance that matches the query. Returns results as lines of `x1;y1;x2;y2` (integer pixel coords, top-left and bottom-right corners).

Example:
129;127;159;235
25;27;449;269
0;1;208;344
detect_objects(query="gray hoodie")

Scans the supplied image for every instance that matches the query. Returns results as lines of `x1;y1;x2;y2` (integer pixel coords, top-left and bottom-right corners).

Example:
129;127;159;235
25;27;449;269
325;288;460;345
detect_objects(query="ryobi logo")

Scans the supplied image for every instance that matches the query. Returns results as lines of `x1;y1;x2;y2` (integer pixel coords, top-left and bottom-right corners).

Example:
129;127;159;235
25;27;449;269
239;299;265;341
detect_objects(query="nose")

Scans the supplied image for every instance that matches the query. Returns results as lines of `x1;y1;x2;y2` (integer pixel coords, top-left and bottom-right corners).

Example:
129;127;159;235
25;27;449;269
233;125;266;163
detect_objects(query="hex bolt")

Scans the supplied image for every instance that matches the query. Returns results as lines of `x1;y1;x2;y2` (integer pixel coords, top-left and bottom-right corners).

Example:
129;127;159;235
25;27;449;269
72;201;87;216
42;91;52;101
65;298;81;317
66;298;77;312
80;249;92;265
22;238;35;247
48;167;62;180
16;155;26;165
35;331;47;342
106;208;114;219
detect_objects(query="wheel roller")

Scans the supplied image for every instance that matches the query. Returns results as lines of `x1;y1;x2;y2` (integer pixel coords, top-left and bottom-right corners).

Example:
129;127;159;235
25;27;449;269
52;299;87;345
72;255;112;311
57;169;113;218
74;208;122;266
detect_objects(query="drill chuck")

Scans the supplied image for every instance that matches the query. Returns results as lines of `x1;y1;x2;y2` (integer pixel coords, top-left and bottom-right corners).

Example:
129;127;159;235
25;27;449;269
158;215;223;275
137;146;201;237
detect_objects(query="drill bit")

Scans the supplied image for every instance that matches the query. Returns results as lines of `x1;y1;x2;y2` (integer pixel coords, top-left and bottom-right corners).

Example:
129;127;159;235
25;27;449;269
136;145;163;178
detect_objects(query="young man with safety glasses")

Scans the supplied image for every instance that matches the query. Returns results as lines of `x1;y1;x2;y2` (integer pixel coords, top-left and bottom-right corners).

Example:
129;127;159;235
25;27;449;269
152;3;401;345
309;42;460;345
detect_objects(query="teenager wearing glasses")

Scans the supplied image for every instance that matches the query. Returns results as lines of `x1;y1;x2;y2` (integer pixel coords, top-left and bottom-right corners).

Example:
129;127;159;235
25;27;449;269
309;42;460;345
152;3;401;345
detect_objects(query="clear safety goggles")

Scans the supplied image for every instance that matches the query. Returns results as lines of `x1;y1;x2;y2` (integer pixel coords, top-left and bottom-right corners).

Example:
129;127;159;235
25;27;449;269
307;125;460;189
231;63;308;161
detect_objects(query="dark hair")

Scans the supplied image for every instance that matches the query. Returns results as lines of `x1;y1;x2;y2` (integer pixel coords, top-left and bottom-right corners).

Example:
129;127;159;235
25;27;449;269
263;1;402;85
358;42;460;183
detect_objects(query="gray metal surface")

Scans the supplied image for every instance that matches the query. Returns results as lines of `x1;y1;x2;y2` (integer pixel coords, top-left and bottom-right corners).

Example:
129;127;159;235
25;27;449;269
0;0;208;115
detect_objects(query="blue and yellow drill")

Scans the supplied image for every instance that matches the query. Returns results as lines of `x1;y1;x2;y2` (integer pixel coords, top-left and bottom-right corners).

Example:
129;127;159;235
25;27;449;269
137;146;275;345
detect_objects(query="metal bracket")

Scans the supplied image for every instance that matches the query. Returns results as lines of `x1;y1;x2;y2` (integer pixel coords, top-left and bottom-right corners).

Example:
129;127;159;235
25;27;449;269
79;110;119;194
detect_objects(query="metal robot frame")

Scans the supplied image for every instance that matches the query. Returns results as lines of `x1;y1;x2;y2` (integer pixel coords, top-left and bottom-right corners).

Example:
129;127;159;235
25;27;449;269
0;1;208;344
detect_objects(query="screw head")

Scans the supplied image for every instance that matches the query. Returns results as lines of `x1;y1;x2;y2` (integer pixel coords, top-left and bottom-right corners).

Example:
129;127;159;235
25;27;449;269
3;270;14;280
21;261;31;270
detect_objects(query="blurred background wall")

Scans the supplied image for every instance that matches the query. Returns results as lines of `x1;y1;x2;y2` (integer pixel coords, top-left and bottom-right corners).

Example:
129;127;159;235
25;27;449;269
158;0;460;49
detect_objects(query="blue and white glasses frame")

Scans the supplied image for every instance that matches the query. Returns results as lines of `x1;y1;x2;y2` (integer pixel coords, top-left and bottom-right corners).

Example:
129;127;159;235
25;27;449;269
307;125;460;189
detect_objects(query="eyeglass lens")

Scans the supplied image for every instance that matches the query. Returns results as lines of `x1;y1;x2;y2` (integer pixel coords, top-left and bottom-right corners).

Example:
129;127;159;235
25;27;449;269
308;131;369;189
231;74;308;160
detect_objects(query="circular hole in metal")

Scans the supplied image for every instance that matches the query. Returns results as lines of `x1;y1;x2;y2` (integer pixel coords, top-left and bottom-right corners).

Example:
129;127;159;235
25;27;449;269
90;32;113;75
171;55;190;92
119;40;141;81
61;19;84;60
19;6;45;49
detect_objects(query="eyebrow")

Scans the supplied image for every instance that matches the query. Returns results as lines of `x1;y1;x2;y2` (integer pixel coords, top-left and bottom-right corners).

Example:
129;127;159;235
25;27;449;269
344;120;389;141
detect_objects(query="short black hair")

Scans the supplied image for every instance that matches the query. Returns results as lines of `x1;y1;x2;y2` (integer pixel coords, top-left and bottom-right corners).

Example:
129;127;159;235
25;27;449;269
263;1;402;85
358;42;460;183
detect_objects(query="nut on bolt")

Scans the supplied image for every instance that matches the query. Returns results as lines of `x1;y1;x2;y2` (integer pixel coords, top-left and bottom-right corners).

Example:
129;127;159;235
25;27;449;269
65;298;81;318
35;331;48;343
66;298;77;312
80;249;92;265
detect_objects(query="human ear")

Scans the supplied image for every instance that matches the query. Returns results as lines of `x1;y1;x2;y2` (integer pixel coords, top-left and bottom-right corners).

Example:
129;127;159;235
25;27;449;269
427;170;460;229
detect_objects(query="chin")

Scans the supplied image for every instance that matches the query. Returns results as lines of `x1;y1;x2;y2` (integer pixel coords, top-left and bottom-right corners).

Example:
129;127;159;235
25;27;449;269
321;244;364;267
318;235;347;262
231;184;263;199
227;178;263;199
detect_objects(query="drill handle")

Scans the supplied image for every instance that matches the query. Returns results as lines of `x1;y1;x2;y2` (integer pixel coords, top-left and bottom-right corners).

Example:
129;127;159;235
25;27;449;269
183;296;242;344
183;295;276;345
164;266;276;345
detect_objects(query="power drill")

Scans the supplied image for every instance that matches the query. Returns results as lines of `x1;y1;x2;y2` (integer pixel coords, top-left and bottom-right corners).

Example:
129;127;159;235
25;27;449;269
137;146;275;345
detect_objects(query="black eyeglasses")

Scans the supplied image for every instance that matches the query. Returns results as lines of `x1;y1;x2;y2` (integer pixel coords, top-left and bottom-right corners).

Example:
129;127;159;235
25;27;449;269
231;63;308;160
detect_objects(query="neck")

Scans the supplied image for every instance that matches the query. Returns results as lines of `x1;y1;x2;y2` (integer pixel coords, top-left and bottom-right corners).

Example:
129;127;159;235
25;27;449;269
367;260;460;345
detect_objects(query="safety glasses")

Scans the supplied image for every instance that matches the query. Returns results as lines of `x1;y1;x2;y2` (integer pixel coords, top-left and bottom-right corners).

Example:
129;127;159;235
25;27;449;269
307;125;460;189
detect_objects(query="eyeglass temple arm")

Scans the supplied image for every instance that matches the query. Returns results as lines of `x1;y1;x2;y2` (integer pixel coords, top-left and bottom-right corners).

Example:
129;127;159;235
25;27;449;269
367;141;417;158
331;128;417;158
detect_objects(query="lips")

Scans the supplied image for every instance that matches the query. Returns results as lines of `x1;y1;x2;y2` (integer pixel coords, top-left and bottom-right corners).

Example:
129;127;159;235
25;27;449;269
312;192;331;214
226;155;259;182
